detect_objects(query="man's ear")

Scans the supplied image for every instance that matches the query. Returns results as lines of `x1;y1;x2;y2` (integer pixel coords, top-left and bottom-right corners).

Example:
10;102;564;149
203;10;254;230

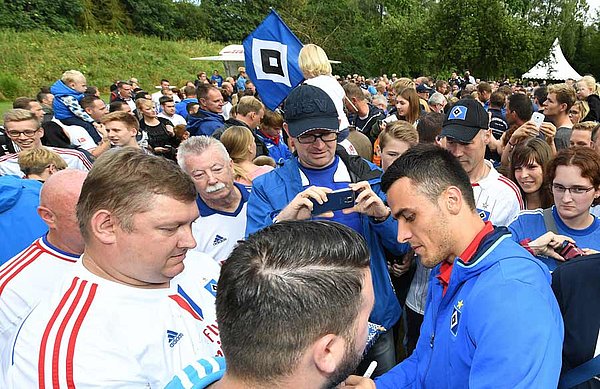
311;333;346;375
443;186;464;216
37;206;55;228
89;210;118;244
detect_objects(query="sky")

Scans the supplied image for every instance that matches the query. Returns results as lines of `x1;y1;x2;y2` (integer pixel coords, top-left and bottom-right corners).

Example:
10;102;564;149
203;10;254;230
589;0;600;18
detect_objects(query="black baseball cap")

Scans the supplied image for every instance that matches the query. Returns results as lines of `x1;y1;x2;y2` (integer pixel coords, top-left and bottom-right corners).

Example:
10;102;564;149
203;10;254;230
441;99;489;142
284;85;339;138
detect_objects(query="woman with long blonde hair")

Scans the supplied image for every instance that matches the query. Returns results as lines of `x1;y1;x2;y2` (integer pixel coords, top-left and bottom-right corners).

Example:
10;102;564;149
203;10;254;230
220;126;273;188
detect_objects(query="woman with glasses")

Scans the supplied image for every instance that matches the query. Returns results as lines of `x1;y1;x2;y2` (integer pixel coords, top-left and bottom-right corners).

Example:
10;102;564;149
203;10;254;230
509;138;554;210
509;147;600;271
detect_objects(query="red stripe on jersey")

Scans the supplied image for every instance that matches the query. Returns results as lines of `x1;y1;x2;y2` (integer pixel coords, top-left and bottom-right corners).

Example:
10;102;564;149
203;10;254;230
51;280;88;388
498;176;525;209
0;153;17;162
169;294;202;321
38;277;79;389
0;242;39;279
51;148;93;170
65;283;97;387
0;245;43;295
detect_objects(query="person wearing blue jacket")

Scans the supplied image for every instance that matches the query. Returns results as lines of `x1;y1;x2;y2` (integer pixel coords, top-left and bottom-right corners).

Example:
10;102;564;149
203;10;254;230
344;144;564;389
50;70;101;143
186;85;224;136
246;84;408;377
0;175;46;265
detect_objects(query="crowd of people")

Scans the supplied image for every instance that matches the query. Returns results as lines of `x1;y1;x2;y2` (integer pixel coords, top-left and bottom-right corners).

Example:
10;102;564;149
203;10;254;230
0;42;599;388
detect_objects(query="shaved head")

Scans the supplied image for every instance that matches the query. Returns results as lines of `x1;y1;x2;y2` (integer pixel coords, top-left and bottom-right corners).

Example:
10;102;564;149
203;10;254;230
39;169;88;254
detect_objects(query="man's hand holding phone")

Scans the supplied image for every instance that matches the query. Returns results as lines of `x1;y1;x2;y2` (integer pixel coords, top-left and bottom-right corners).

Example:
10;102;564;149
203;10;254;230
275;186;333;222
343;181;390;220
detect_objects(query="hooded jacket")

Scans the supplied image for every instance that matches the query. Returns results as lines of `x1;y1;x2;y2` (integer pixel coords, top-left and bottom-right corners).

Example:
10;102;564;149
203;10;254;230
245;147;406;330
50;80;83;121
375;227;564;388
0;176;47;265
186;110;225;137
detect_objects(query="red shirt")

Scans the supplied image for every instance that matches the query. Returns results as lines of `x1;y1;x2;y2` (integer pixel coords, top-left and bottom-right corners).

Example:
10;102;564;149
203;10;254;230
437;221;494;296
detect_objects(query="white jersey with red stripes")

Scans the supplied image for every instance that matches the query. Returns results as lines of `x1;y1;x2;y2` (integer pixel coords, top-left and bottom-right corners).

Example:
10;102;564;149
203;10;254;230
0;236;79;386
6;251;222;388
472;160;524;227
0;147;93;177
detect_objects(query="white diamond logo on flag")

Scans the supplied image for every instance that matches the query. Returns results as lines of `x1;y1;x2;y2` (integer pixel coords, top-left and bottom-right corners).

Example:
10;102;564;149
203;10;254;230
252;38;291;87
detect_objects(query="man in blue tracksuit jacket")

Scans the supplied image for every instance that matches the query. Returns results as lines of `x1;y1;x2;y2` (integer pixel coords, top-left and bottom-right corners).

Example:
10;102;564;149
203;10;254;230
246;85;408;377
345;144;564;388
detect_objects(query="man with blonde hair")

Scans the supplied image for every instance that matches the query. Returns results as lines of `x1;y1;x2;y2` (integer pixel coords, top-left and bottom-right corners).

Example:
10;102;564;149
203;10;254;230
544;83;576;150
6;149;222;387
101;111;146;151
0;109;92;177
212;96;269;157
18;147;67;180
569;121;596;148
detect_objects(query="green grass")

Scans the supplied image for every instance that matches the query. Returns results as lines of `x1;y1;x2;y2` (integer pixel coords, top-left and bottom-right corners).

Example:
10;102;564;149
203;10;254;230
0;29;227;98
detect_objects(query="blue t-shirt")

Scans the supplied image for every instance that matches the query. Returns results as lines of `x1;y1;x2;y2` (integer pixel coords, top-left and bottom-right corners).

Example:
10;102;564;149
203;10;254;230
298;156;363;235
509;206;600;271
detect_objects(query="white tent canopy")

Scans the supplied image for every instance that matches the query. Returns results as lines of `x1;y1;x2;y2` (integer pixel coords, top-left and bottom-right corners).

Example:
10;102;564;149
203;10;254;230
191;44;341;77
191;44;245;77
522;38;582;81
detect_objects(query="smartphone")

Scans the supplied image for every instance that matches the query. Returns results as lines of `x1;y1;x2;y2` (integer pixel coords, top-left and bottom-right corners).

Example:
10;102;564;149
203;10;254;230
531;112;545;129
556;240;585;261
383;114;398;124
311;188;356;215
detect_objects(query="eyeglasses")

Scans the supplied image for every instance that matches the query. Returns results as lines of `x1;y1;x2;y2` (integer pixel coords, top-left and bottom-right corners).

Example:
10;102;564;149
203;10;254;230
551;183;595;195
6;129;39;137
296;132;338;144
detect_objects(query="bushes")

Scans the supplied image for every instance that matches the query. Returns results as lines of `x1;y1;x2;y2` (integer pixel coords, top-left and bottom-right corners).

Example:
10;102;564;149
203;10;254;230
0;73;27;101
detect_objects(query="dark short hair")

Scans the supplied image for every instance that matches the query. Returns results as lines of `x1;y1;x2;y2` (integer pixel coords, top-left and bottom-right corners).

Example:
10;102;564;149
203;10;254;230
217;220;370;383
197;84;218;101
109;100;128;113
381;143;476;210
13;97;36;110
80;95;101;110
489;91;505;108
533;86;547;106
159;96;174;106
416;112;444;143
507;93;533;122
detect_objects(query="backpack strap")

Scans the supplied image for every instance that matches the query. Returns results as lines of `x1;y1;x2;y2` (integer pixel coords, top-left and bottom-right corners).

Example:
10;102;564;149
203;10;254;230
558;354;600;389
543;207;559;234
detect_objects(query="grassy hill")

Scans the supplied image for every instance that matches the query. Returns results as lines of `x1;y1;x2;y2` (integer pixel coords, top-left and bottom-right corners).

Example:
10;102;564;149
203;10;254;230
0;29;228;100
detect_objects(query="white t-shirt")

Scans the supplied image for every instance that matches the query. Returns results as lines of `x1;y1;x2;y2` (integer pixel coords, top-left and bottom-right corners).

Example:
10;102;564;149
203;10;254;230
52;119;98;151
191;185;249;265
0;147;92;177
158;112;187;127
473;160;523;226
304;75;350;130
6;251;222;388
0;236;79;386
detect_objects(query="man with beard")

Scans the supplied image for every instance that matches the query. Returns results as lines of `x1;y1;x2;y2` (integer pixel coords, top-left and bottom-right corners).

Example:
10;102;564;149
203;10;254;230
344;144;563;388
167;220;375;389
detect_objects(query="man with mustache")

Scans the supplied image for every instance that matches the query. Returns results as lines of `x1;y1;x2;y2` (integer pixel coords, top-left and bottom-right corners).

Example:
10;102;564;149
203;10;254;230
177;136;249;264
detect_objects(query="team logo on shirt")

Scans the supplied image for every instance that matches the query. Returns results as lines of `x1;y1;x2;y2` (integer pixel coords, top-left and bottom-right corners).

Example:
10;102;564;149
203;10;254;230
213;235;227;246
204;279;218;297
167;330;184;347
477;208;490;222
450;300;463;337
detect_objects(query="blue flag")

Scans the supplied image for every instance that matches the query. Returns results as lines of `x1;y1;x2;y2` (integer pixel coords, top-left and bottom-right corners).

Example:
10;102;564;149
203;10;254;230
243;10;304;111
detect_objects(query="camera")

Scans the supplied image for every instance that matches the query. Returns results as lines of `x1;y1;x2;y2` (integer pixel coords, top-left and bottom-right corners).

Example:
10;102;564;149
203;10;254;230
556;240;585;261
